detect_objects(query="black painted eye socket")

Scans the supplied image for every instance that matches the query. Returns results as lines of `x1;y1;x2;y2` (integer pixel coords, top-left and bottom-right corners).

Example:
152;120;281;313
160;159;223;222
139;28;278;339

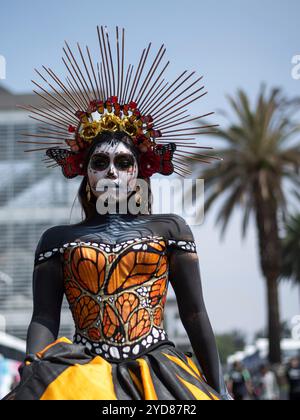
90;153;135;171
114;154;135;171
90;154;110;171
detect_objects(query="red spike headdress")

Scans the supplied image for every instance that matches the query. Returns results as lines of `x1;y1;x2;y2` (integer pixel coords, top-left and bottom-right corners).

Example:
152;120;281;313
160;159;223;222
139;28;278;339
19;26;219;179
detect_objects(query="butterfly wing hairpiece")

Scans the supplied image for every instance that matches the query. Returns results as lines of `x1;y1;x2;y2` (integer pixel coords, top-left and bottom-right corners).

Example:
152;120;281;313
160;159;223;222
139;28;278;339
46;148;86;179
155;143;176;176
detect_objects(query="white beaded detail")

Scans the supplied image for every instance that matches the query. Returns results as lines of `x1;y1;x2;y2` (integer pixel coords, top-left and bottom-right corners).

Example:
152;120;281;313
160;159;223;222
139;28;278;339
167;239;196;253
36;235;167;264
74;326;169;361
35;235;197;264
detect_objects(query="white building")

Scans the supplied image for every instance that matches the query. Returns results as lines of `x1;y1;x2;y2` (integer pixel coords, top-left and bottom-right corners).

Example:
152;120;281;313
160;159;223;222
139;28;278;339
0;86;81;340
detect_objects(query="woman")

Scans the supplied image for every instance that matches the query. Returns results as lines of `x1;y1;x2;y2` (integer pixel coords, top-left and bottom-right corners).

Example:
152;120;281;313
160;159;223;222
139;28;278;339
4;26;228;400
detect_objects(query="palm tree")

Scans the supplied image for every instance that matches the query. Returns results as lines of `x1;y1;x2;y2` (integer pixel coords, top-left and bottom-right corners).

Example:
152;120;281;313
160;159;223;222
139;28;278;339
281;214;300;306
187;86;300;364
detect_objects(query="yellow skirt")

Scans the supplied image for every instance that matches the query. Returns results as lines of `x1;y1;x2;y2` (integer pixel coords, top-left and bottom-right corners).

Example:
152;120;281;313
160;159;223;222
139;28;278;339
4;337;220;400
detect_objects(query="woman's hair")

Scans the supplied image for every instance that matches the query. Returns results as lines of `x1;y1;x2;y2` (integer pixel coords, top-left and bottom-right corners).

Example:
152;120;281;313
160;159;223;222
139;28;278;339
78;130;153;220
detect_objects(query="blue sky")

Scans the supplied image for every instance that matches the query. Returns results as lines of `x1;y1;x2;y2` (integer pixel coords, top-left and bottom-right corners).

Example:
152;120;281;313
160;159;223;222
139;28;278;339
0;0;300;338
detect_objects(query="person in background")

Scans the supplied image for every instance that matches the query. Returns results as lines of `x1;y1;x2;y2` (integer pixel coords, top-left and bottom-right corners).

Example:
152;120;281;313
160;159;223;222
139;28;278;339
0;355;12;399
259;364;280;400
228;361;253;400
286;357;300;401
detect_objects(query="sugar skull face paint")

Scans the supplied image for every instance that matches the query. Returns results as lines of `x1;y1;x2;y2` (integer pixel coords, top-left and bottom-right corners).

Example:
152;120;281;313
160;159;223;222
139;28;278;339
87;140;139;204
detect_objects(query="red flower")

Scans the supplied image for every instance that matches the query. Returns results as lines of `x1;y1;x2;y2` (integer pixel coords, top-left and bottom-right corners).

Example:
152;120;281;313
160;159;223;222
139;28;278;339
75;111;88;121
110;96;118;104
88;100;98;113
141;115;153;124
64;151;86;177
139;150;161;178
133;109;141;117
68;125;76;133
129;101;137;110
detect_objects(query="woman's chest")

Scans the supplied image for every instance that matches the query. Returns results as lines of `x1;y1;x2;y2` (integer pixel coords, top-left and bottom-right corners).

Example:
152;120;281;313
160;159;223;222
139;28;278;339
61;236;170;349
61;236;169;298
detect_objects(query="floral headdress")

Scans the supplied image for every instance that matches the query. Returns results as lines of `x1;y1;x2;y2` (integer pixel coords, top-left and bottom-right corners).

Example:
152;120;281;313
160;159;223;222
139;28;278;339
19;26;218;178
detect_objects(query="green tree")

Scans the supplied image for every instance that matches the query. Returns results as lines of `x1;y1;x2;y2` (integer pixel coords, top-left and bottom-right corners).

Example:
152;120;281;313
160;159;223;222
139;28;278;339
187;86;300;364
255;321;292;340
216;330;246;365
281;214;300;306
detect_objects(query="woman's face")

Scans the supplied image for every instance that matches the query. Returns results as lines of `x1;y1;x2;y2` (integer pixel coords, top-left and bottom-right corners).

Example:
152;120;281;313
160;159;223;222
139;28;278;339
87;139;139;203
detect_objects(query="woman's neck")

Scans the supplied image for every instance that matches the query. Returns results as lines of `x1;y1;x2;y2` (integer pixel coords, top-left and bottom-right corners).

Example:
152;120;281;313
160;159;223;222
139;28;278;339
85;210;144;225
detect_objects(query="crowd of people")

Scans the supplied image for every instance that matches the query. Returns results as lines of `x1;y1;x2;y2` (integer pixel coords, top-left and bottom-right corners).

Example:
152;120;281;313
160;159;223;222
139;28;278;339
226;357;300;400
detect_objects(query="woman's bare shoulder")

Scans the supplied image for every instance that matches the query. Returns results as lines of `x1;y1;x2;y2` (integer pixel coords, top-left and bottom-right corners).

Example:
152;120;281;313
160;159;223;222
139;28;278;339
35;224;73;254
150;213;194;241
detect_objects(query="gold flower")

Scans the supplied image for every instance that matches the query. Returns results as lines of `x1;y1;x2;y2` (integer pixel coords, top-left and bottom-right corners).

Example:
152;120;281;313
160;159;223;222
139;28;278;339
78;112;146;142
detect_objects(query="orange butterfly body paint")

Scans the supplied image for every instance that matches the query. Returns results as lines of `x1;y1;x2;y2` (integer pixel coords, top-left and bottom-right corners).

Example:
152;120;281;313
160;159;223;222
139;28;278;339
62;237;169;360
35;235;197;361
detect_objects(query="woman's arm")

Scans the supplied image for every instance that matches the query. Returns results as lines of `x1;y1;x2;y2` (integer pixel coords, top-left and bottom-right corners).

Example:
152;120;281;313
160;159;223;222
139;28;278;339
169;249;223;393
26;253;64;356
167;215;229;396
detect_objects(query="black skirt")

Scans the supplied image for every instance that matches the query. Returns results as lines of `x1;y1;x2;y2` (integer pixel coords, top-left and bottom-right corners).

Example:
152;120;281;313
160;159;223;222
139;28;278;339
3;337;221;400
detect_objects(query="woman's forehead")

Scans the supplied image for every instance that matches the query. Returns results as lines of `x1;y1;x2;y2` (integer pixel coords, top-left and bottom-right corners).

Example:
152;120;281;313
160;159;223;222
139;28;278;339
92;141;134;156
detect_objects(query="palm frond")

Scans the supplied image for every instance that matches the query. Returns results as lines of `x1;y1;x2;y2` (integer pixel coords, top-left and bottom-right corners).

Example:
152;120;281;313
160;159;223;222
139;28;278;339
182;86;300;239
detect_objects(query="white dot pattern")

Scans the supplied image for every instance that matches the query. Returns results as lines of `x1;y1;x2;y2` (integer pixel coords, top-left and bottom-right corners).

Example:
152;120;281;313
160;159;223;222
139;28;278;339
35;235;197;264
73;326;170;361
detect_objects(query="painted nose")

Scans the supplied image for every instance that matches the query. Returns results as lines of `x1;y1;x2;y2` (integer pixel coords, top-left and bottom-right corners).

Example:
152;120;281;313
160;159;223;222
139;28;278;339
106;166;117;179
